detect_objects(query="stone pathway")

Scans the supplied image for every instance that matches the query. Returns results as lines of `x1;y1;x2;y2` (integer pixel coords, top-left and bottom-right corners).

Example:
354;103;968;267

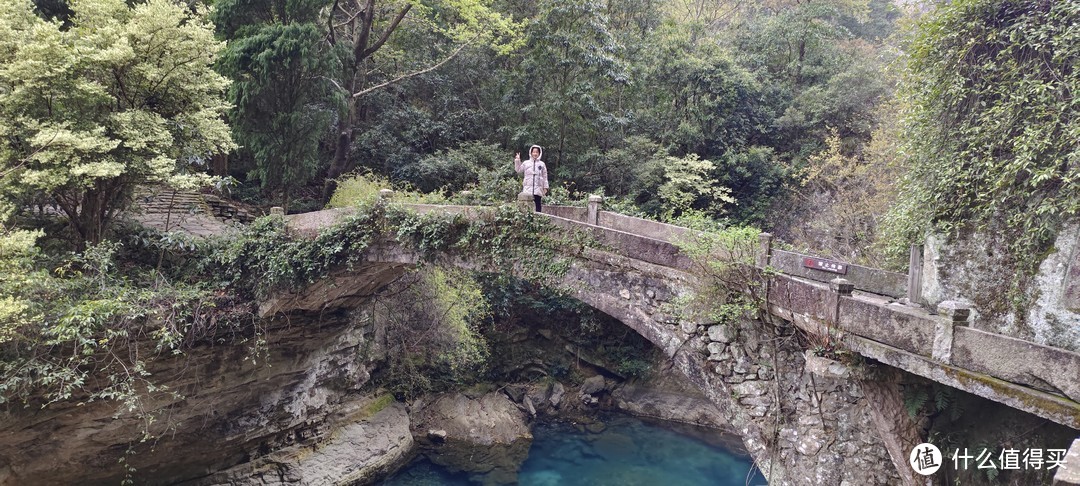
129;186;232;237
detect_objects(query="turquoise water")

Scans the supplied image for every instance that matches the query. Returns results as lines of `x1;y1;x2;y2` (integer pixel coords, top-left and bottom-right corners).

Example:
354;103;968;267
382;414;763;485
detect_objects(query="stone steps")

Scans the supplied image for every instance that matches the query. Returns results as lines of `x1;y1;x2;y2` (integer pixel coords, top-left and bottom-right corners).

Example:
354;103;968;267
130;186;257;237
133;187;263;223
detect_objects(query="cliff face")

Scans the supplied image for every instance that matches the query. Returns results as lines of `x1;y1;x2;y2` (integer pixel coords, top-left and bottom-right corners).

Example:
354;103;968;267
0;311;411;485
921;223;1080;352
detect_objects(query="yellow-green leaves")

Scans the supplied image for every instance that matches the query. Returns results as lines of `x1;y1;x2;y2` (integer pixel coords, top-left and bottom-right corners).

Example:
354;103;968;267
0;228;44;345
432;0;522;55
658;153;734;218
0;0;235;245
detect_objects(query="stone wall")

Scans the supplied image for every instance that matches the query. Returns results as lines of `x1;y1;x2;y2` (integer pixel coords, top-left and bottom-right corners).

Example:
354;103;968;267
672;315;906;486
920;223;1080;352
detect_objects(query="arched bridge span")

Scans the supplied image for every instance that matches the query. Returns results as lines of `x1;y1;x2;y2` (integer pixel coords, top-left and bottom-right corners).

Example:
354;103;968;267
262;201;1080;433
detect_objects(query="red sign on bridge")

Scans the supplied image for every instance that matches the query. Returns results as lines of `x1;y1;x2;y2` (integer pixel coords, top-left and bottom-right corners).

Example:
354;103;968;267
803;257;848;275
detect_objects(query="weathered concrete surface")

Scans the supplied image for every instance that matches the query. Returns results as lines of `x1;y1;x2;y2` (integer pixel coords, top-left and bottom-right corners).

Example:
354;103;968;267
280;206;358;238
921;225;1080;352
541;205;587;222
542;214;695;271
595;210;690;243
770;248;908;298
1055;438;1080;486
768;274;832;324
840;329;1080;430
952;326;1080;402
1032;223;1080;350
768;270;1080;430
839;295;936;356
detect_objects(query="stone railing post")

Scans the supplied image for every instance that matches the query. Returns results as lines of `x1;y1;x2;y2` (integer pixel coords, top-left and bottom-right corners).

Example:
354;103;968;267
932;300;971;364
269;206;284;217
516;192;533;211
756;232;773;268
587;195;603;226
827;277;854;335
1054;437;1080;485
907;243;924;306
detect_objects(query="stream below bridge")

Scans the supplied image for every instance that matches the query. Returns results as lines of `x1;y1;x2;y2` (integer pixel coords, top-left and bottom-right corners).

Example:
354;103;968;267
382;413;764;485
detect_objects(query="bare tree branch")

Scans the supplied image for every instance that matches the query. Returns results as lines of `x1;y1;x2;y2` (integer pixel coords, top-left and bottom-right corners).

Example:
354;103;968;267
320;75;348;94
351;34;478;99
357;4;412;61
327;0;339;45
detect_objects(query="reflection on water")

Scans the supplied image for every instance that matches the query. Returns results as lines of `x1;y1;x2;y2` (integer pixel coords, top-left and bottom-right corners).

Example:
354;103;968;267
382;414;764;485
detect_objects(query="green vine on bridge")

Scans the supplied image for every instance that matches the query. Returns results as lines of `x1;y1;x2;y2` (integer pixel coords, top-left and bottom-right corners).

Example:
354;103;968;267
215;201;590;300
674;222;767;327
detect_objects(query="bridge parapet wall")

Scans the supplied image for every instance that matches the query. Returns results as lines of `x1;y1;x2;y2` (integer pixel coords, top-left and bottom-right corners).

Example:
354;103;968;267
768;248;907;298
768;270;1080;429
277;201;1080;430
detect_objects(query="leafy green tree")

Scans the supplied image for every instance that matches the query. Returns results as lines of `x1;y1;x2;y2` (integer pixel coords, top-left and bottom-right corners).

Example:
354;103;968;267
0;228;45;346
728;0;893;159
634;21;769;157
214;0;341;209
323;0;519;200
410;141;509;194
504;0;630;176
0;0;234;247
711;146;788;225
657;153;733;218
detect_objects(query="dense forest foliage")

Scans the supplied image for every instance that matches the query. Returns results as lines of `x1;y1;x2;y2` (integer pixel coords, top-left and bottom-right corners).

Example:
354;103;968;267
1;0;912;253
1;0;1077;425
212;0;904;229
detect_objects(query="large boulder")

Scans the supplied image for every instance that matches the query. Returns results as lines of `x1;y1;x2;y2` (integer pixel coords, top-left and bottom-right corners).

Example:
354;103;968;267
411;392;532;485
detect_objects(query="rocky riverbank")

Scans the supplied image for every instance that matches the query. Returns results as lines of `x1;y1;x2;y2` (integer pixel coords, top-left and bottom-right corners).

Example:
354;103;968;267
0;303;748;486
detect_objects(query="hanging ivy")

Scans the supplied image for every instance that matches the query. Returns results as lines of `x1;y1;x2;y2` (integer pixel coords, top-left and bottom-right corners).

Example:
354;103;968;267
885;0;1079;274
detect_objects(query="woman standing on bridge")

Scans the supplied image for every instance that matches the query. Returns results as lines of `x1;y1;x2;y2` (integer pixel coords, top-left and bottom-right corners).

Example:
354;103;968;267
514;145;549;212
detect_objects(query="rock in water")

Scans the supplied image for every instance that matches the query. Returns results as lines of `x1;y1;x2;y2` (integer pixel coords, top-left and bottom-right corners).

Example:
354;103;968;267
411;392;533;485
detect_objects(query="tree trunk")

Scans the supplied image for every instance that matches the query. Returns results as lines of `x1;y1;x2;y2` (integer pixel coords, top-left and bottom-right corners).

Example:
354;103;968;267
76;188;107;251
324;73;360;202
211;153;229;177
62;180;125;251
322;1;412;203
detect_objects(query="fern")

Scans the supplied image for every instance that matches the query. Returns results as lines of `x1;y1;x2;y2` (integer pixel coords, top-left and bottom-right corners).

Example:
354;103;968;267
948;393;964;422
904;387;929;418
933;386;952;413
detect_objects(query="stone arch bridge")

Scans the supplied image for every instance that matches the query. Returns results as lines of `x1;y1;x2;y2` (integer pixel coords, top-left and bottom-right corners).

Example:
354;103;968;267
263;198;1080;486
